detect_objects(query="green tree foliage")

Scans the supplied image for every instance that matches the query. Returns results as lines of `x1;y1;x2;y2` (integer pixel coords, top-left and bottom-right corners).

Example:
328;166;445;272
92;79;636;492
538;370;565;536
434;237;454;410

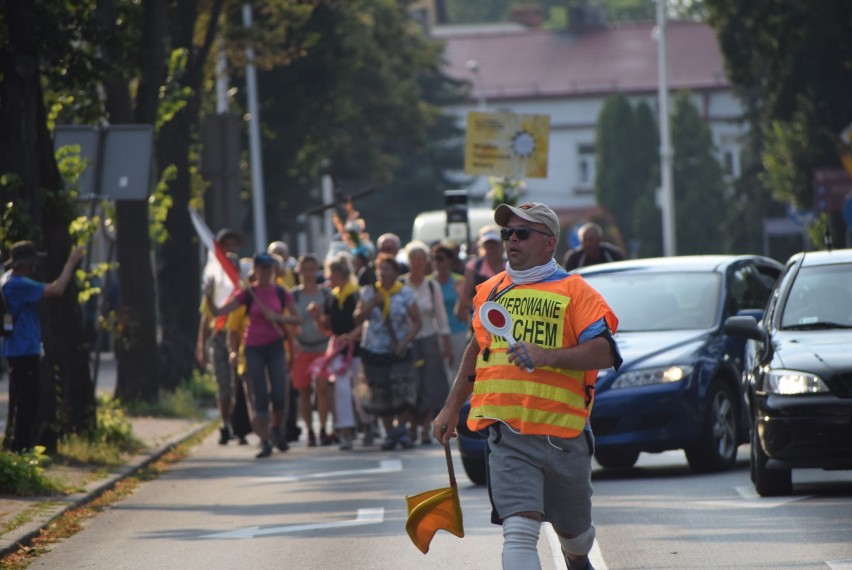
705;1;852;243
670;91;729;254
594;94;652;250
629;100;661;257
594;92;732;257
258;0;467;242
0;0;97;447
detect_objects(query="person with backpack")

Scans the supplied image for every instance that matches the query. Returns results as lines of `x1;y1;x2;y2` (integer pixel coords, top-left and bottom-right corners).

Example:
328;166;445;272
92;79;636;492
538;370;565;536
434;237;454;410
206;252;302;458
1;241;85;452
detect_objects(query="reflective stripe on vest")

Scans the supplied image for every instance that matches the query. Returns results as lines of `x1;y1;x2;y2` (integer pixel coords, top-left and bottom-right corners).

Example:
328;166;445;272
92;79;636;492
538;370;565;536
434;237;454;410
468;274;604;438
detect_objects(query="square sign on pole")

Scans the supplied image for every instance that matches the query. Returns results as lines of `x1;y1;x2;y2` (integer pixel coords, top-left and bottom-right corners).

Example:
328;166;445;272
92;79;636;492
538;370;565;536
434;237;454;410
54;125;102;198
464;111;550;179
100;125;154;201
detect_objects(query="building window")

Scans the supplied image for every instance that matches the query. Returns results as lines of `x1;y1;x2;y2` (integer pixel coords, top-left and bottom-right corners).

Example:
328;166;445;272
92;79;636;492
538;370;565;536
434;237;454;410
721;146;740;178
576;143;596;191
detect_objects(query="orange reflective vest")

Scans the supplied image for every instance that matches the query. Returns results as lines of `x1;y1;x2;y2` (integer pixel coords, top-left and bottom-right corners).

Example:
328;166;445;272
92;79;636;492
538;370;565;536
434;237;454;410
468;272;618;438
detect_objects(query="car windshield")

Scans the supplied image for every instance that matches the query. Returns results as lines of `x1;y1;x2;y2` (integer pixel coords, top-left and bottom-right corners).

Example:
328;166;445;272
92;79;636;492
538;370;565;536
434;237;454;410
582;272;721;332
780;263;852;330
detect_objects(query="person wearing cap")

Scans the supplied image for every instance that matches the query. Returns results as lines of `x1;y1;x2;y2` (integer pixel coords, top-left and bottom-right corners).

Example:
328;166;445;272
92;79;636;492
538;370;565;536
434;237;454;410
206;252;303;458
562;222;625;271
454;225;505;324
1;241;85;452
196;228;244;445
433;202;622;570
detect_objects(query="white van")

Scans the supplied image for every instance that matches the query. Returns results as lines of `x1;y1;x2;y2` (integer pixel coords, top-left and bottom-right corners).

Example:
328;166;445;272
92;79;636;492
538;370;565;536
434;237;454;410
411;207;496;247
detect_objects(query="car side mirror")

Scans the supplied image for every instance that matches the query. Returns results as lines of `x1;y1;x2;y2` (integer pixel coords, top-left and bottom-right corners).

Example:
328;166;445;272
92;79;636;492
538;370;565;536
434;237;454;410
724;315;762;340
724;315;773;363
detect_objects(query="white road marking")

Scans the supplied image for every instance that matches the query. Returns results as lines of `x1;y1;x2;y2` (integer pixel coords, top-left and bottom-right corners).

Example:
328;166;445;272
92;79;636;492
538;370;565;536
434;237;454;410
826;560;852;569
543;522;608;570
692;486;813;509
257;459;403;483
200;508;385;539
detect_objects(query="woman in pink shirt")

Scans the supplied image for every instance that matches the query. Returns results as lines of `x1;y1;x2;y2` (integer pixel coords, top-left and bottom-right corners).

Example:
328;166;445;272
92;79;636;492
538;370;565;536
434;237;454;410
208;252;302;458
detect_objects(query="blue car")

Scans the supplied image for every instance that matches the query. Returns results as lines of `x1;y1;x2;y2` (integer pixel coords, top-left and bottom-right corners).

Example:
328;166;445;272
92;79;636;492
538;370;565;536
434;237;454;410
578;255;782;472
457;255;783;484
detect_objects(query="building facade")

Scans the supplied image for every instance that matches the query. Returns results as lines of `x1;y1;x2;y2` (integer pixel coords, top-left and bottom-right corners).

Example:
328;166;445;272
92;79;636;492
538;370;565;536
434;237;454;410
435;19;745;212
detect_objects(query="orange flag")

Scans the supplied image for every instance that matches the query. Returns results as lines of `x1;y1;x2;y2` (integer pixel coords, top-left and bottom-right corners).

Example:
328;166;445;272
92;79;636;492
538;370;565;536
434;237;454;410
405;486;464;554
405;430;465;554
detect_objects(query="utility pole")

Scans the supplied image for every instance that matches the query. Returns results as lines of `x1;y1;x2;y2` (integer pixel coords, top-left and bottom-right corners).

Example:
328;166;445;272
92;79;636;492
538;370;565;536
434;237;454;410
466;60;487;110
243;3;268;250
656;0;676;256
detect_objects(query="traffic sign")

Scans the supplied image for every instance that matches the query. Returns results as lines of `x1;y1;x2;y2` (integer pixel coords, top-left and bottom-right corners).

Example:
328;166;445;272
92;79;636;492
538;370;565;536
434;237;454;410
479;301;533;372
464;111;550;178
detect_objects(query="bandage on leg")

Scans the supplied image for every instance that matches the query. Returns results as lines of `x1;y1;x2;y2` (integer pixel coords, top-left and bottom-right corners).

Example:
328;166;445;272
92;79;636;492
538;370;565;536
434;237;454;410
558;524;595;556
502;515;542;570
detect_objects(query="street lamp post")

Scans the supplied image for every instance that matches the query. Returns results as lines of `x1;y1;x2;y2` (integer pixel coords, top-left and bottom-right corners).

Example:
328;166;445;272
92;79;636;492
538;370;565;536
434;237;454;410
243;3;268;251
466;59;487;110
656;0;676;256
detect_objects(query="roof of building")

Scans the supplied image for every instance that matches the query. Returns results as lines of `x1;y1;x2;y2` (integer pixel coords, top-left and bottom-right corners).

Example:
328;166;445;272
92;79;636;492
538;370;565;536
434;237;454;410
440;20;730;102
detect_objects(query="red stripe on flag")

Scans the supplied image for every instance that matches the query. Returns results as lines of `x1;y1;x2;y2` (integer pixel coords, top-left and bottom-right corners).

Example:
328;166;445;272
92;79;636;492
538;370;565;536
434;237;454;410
188;207;241;288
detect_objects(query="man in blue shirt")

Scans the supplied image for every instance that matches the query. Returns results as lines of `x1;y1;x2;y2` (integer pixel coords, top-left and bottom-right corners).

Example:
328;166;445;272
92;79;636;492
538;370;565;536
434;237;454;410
2;241;84;452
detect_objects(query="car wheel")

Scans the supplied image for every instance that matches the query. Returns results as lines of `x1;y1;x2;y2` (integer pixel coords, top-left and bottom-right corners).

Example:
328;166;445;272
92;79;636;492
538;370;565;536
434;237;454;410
593;448;639;469
685;381;738;473
751;426;792;497
461;454;487;486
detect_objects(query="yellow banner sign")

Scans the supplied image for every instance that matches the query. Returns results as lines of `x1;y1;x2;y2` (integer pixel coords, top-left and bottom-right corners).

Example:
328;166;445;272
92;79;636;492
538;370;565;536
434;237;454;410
464;111;550;179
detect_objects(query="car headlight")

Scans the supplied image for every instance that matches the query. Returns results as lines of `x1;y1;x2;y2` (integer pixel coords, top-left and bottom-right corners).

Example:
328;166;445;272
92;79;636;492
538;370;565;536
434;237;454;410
766;370;829;394
611;365;693;389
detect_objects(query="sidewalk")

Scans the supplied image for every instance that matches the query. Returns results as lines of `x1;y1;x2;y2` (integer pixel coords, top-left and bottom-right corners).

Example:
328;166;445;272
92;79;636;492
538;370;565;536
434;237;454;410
0;353;211;557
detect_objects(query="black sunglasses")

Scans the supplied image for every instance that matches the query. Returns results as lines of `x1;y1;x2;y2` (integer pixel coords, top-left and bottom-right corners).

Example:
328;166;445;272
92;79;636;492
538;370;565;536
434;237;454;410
500;226;553;241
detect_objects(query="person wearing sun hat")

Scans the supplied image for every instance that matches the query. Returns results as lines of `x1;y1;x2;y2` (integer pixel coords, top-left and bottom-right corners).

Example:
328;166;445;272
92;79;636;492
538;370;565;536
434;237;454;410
2;240;86;452
433;202;622;570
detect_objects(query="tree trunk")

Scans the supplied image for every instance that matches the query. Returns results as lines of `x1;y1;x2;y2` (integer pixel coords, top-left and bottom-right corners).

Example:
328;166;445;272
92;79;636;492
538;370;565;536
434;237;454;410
156;100;202;390
0;0;95;451
113;201;162;402
97;0;165;403
156;0;225;389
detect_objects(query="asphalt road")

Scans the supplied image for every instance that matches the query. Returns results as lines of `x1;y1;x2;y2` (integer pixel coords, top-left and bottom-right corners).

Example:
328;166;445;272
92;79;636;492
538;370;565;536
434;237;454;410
27;434;852;570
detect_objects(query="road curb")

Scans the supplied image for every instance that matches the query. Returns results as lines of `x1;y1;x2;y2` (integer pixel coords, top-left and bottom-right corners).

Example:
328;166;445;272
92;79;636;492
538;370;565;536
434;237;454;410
0;420;212;558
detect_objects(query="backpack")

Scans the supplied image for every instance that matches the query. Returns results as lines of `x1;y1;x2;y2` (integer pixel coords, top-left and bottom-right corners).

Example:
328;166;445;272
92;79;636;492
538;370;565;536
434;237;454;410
245;285;287;314
0;282;13;337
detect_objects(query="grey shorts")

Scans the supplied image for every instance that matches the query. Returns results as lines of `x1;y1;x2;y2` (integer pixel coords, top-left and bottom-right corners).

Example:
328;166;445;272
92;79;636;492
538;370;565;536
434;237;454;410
207;331;234;400
486;423;594;535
